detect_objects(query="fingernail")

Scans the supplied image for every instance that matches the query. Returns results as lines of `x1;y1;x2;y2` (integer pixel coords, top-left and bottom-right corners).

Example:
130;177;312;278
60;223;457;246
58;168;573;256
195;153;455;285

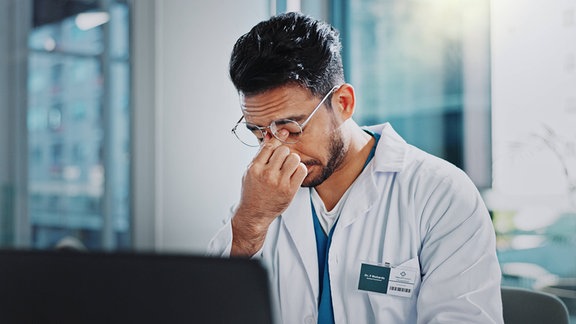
277;129;289;139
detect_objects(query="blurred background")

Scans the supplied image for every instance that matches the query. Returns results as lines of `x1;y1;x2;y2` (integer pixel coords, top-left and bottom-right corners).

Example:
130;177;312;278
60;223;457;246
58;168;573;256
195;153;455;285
0;0;575;320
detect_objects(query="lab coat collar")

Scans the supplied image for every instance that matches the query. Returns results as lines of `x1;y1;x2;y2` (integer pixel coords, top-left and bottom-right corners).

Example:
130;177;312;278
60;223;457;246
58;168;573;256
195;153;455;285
364;123;408;173
331;123;409;230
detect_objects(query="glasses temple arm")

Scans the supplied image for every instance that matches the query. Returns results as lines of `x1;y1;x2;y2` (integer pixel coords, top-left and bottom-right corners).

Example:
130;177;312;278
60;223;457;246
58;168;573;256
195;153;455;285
300;85;339;128
231;115;245;132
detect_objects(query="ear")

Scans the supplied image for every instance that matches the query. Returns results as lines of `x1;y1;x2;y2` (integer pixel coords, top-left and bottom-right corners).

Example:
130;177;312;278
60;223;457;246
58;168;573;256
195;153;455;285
331;83;356;121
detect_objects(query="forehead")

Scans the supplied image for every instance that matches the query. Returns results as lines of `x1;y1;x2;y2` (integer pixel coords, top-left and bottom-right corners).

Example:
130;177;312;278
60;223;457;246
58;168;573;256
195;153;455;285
240;85;315;123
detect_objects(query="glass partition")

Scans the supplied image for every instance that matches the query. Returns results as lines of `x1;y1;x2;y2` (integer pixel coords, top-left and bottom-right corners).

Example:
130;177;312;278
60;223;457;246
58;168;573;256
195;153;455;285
335;0;491;187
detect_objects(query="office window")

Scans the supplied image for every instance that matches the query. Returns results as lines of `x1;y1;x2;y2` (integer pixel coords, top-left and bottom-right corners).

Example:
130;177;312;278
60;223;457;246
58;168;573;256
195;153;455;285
334;0;491;187
0;0;132;250
333;1;575;318
488;1;576;319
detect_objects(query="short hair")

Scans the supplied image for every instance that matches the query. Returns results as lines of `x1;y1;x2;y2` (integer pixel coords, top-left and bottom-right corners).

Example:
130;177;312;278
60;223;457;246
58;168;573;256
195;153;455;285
229;12;345;97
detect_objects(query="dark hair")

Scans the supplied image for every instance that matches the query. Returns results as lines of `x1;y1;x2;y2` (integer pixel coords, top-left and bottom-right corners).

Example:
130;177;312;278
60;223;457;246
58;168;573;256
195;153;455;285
229;12;345;97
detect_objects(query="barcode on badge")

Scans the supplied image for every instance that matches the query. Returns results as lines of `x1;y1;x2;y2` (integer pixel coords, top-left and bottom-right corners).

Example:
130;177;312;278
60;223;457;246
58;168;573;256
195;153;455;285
390;286;411;293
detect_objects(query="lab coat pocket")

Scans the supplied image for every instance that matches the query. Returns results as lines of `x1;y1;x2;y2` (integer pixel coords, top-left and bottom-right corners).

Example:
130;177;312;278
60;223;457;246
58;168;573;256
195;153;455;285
357;257;421;298
390;257;421;298
359;257;421;320
396;256;420;270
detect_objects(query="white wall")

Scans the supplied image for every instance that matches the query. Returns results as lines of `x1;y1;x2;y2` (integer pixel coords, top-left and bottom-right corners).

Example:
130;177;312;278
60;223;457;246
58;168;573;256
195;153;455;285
489;0;576;211
154;0;268;253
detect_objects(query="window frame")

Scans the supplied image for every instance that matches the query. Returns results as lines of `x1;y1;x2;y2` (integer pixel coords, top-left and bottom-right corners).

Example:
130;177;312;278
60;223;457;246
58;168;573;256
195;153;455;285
0;0;157;250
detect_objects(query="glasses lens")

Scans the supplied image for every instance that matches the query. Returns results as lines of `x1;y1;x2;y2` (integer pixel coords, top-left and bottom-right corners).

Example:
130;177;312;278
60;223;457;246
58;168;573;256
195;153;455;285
271;120;302;144
233;122;263;147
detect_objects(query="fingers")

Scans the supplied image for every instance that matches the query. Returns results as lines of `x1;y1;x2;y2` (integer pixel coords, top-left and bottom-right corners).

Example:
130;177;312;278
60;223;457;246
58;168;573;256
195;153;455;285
252;142;279;166
281;154;308;189
280;152;301;172
268;146;291;170
251;129;290;166
247;133;307;189
274;128;290;142
291;162;308;187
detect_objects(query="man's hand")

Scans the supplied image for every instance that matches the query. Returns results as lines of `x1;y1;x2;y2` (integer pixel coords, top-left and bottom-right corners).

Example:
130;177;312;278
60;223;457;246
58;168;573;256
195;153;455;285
231;132;308;256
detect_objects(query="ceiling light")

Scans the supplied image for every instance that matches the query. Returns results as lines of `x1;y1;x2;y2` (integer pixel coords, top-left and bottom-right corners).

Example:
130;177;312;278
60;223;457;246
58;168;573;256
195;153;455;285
75;11;110;31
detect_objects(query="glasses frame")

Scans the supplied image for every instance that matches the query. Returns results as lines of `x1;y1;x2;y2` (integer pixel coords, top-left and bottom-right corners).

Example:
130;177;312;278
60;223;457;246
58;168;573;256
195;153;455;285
231;85;340;147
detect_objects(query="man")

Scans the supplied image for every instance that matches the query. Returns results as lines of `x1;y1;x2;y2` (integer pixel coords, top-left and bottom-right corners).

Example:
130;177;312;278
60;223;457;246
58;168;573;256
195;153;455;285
209;12;503;324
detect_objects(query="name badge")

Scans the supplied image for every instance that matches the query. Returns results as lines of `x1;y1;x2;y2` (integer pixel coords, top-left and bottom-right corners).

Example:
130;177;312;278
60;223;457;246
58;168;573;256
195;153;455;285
358;262;416;298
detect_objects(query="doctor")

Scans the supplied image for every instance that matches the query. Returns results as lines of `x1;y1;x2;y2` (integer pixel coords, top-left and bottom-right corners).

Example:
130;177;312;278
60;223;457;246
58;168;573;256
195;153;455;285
208;12;503;324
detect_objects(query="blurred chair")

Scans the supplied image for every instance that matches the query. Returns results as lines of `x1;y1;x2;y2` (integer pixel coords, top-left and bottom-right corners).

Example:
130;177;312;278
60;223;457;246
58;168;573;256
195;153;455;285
536;277;576;318
501;286;570;324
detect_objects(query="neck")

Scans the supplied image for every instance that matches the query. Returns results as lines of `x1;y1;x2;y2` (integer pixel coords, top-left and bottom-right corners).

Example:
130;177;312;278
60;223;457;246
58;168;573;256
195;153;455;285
315;126;374;211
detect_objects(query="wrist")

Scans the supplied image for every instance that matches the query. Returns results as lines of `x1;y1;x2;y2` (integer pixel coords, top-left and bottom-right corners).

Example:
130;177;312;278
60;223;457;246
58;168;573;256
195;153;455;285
230;214;270;257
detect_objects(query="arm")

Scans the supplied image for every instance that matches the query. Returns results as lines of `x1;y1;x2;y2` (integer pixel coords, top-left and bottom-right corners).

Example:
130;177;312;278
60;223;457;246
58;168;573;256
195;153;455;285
416;169;503;323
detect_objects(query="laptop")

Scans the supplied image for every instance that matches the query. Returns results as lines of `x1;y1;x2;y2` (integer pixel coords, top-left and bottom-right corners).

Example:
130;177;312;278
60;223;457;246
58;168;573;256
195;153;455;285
0;249;273;324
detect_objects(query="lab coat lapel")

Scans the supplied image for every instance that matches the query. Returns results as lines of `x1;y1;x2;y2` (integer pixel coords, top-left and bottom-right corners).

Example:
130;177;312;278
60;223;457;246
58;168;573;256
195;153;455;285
281;188;319;299
337;166;379;229
338;123;408;229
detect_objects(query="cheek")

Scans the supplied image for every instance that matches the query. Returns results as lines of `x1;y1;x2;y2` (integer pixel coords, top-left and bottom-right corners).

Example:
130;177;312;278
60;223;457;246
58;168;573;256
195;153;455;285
291;140;330;164
294;119;334;159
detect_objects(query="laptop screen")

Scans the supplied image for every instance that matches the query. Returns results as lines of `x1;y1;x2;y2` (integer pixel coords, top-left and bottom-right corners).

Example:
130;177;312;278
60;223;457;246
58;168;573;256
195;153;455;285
0;249;273;324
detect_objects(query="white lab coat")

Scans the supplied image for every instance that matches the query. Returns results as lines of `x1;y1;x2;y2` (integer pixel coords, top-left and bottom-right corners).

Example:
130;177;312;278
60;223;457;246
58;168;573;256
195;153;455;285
208;123;504;324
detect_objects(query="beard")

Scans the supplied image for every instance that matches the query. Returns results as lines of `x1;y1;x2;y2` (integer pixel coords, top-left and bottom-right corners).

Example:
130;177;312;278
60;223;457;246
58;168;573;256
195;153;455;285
301;128;346;188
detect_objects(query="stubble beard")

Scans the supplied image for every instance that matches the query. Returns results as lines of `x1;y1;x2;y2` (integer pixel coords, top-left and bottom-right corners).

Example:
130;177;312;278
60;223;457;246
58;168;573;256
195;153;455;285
301;128;347;188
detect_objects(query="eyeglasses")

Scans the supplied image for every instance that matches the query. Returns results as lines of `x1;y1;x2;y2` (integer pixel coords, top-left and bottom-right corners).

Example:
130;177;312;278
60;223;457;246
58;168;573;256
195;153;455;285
231;86;339;147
